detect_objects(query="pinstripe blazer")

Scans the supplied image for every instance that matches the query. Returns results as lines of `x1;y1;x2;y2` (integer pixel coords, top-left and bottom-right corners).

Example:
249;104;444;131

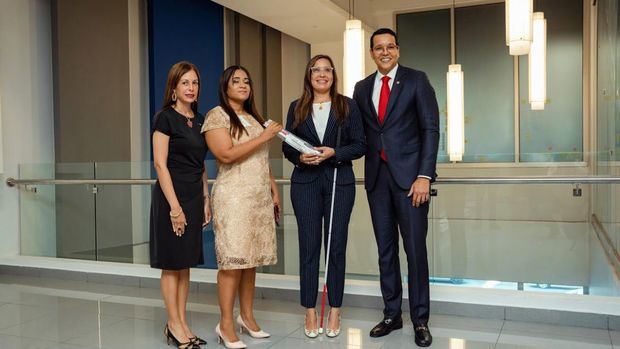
282;97;366;185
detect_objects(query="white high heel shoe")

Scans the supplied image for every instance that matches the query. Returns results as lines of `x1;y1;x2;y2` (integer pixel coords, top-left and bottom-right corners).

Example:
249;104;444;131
325;310;341;338
215;323;247;349
236;315;270;338
304;312;319;338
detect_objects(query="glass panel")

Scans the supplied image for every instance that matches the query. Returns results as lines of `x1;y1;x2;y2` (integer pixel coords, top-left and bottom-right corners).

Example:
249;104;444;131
19;162;96;260
615;3;620;258
596;0;620;262
456;3;515;162
617;1;620;162
396;9;451;163
19;163;57;258
94;162;151;263
519;0;583;162
55;162;96;260
430;182;617;296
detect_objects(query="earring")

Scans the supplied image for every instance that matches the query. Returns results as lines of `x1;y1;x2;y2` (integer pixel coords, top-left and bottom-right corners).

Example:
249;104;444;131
172;91;177;102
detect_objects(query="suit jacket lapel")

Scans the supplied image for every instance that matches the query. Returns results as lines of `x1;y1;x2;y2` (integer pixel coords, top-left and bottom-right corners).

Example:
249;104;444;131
367;73;379;124
322;107;337;145
383;68;407;125
304;113;321;145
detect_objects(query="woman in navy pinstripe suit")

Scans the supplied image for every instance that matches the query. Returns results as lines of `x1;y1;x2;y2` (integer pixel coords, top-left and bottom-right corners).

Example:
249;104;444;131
283;54;365;338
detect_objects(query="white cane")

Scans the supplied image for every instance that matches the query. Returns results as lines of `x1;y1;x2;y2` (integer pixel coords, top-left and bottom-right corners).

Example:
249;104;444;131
319;126;341;334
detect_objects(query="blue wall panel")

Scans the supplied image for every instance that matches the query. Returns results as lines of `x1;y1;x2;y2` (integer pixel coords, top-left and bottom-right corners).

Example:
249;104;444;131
148;0;224;119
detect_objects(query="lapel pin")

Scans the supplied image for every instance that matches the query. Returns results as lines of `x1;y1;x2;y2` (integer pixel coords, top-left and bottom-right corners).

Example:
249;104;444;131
396;81;400;85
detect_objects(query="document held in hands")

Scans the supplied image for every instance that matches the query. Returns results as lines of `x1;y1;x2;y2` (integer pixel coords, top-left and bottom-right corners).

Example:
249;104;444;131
264;120;321;156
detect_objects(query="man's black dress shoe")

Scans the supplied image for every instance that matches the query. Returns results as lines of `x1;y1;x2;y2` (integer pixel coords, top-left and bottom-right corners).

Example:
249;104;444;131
369;317;403;337
414;324;433;347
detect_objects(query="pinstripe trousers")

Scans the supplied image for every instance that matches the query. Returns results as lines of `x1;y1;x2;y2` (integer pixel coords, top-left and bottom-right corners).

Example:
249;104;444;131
291;174;356;308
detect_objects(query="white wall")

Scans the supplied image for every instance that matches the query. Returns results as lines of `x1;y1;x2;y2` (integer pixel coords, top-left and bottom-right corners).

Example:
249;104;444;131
0;0;55;257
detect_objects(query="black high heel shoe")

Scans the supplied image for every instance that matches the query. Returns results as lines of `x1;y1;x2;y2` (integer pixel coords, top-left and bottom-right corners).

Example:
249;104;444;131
164;324;199;349
189;336;207;346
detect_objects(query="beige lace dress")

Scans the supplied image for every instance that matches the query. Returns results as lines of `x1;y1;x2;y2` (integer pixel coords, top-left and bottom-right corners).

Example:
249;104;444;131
201;106;277;270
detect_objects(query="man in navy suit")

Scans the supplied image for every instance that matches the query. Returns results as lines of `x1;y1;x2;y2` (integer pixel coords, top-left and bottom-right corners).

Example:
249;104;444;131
353;28;439;347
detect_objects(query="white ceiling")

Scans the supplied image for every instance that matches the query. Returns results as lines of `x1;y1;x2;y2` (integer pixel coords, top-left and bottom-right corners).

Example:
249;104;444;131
211;0;502;45
210;0;352;44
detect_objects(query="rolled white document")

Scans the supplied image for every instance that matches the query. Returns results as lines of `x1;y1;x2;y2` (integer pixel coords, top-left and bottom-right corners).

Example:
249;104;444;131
264;120;321;156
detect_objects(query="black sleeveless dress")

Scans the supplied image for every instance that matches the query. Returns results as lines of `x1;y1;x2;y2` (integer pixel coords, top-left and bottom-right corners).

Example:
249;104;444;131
150;107;207;270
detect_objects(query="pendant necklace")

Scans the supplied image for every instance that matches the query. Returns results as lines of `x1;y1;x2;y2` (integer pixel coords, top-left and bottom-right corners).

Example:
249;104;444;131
316;99;330;111
174;105;194;128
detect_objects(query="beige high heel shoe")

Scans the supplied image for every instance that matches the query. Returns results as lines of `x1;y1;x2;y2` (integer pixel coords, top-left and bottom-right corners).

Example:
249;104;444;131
325;310;341;338
304;311;319;338
215;323;247;349
236;315;270;338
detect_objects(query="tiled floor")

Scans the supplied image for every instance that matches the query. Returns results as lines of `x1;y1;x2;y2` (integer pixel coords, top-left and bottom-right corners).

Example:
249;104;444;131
0;274;616;349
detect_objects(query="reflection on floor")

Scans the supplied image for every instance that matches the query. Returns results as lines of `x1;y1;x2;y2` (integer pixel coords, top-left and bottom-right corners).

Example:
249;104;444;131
0;274;616;349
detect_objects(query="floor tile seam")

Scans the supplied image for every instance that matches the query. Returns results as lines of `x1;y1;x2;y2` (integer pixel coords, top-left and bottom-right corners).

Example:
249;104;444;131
98;293;119;302
494;319;506;349
499;323;613;342
498;331;611;345
274;336;365;349
282;322;303;338
6;312;130;343
1;300;65;312
2;285;120;305
264;334;289;348
0;333;59;342
0;306;55;331
0;316;56;341
103;313;159;322
101;293;164;305
57;315;132;345
496;333;614;347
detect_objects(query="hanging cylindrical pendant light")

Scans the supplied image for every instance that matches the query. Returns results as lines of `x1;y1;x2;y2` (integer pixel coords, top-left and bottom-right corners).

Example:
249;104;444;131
529;12;546;110
505;0;533;55
446;1;464;162
447;64;464;162
343;0;364;97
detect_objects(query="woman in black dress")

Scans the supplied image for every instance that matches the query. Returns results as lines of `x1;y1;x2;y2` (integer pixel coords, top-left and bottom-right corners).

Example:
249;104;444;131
150;61;209;349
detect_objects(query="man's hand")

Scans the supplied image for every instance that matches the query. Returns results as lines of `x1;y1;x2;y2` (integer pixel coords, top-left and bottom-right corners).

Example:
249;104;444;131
407;177;430;207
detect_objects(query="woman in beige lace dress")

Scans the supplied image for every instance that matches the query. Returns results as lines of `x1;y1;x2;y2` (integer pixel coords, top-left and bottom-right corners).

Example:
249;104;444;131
202;65;282;349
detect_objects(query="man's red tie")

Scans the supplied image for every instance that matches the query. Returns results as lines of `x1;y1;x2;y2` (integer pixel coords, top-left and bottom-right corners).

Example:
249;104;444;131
378;75;391;161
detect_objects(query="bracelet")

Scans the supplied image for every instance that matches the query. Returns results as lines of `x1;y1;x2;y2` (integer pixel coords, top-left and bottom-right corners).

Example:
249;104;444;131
169;209;183;218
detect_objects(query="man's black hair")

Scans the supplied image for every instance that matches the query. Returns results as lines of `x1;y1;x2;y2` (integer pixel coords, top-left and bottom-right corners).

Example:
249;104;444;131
370;28;399;49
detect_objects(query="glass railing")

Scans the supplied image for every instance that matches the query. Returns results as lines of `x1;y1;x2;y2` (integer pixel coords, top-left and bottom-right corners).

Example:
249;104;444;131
9;160;620;298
